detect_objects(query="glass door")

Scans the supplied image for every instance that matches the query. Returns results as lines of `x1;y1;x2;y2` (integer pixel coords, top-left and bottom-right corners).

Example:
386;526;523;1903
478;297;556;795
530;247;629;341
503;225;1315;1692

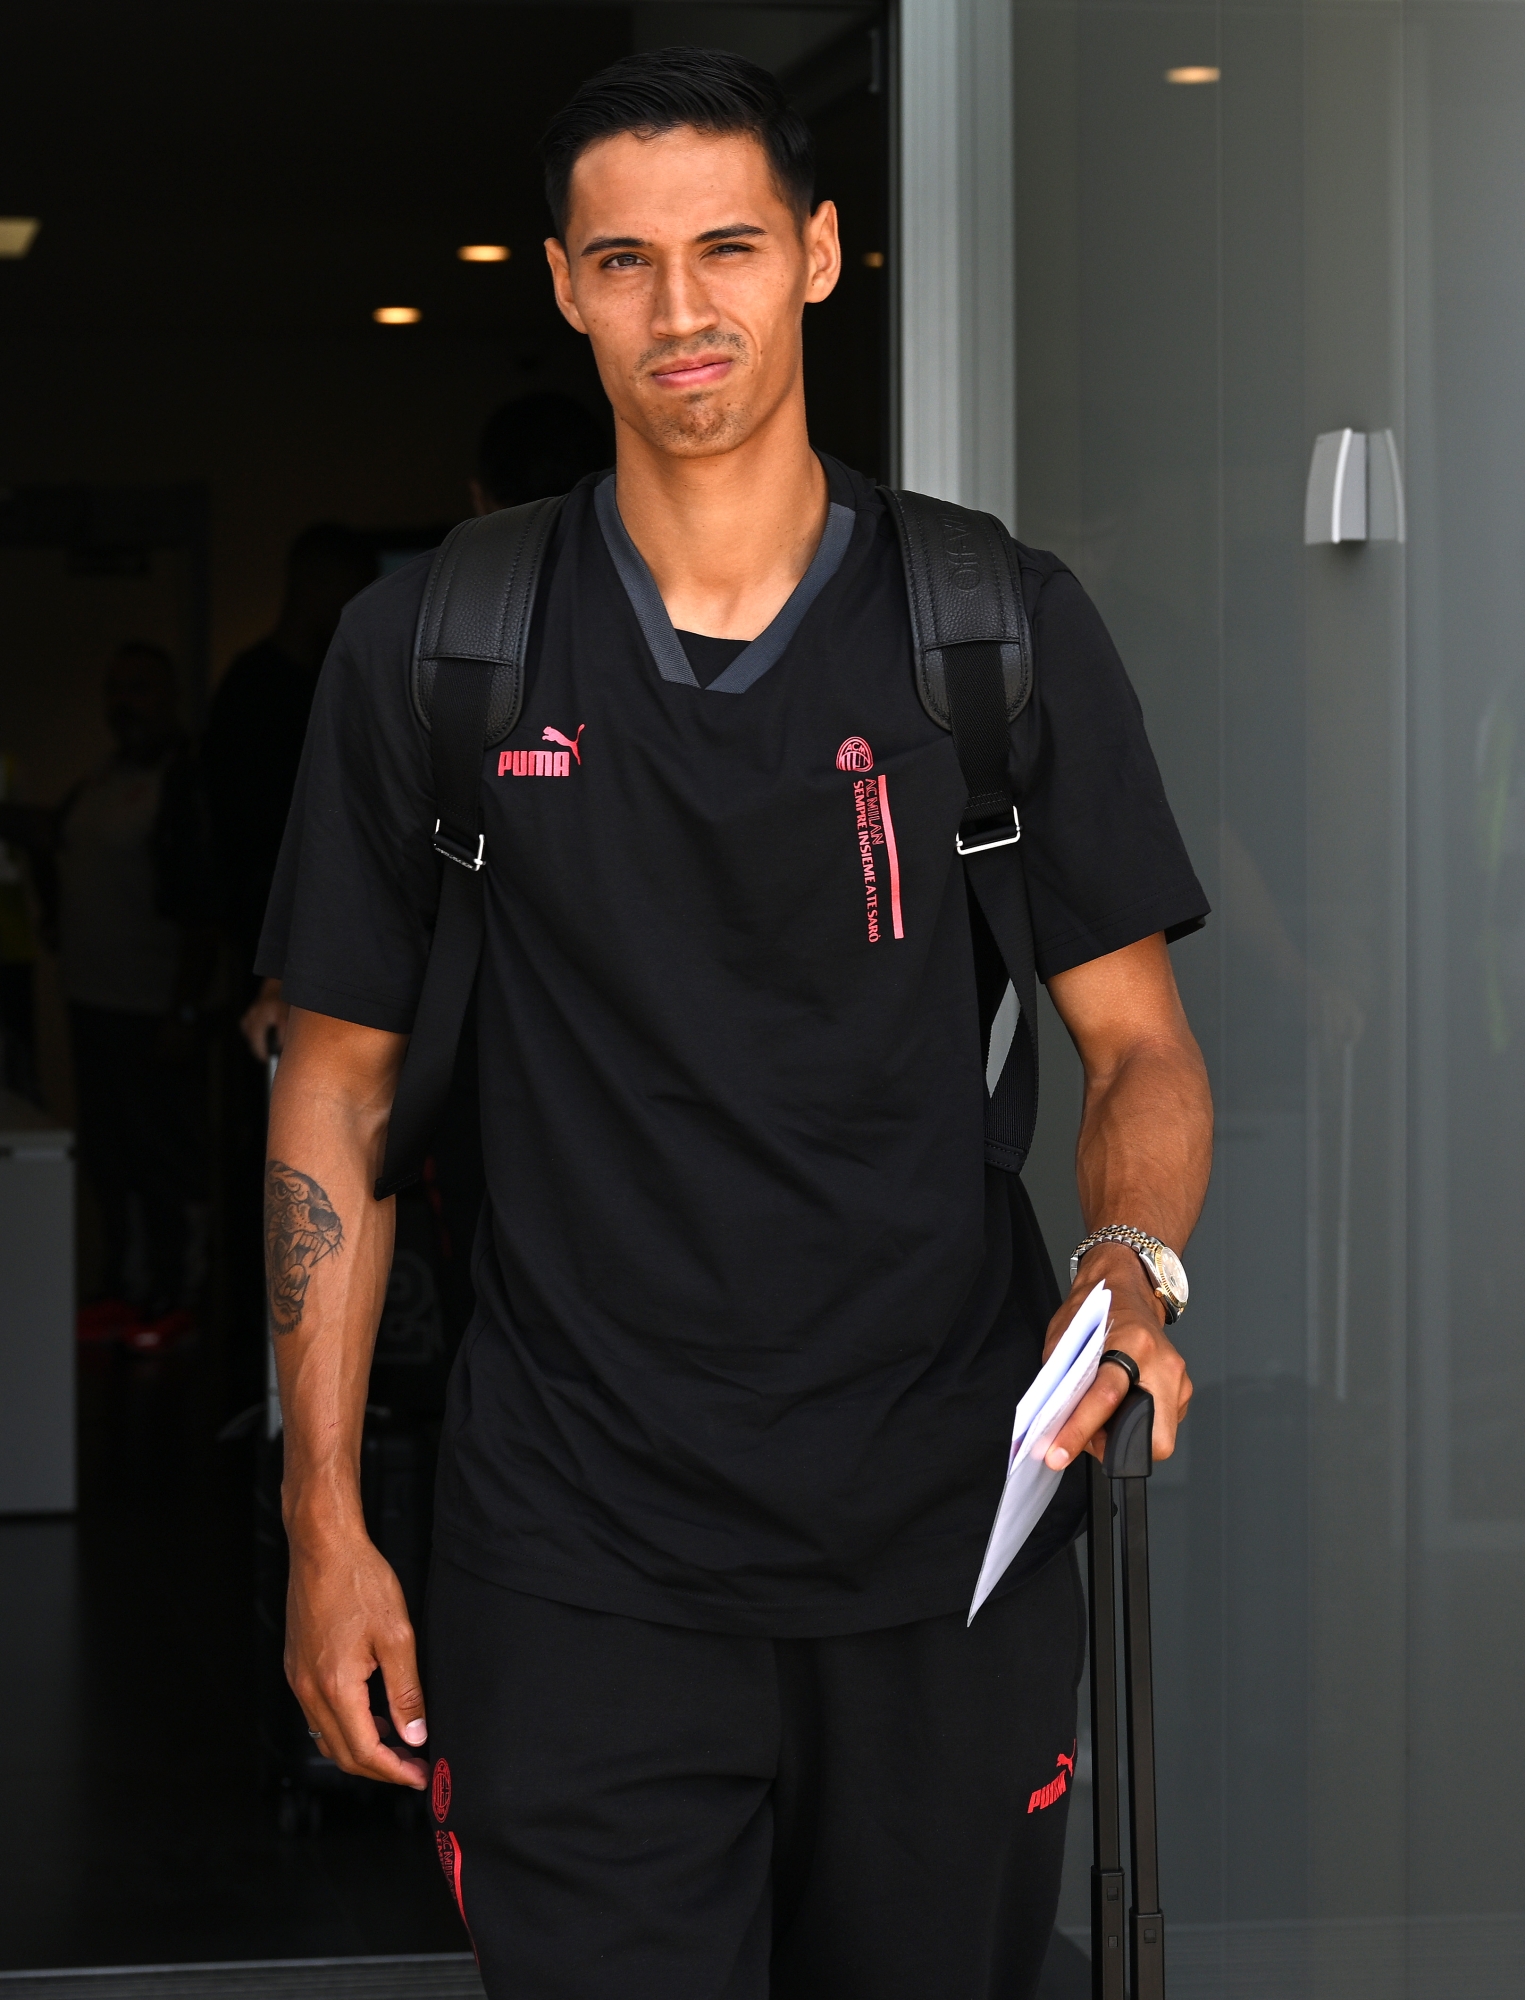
1011;3;1525;1990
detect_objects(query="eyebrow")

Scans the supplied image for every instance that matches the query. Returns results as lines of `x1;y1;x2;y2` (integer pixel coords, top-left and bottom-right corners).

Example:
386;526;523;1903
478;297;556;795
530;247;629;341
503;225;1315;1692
580;222;768;257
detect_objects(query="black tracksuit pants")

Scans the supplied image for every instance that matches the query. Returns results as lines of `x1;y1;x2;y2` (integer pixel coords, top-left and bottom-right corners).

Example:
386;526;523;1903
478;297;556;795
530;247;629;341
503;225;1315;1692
425;1548;1085;2000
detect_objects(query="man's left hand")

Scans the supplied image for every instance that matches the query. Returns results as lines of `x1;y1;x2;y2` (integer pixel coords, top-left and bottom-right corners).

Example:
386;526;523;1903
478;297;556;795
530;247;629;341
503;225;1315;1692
1039;1241;1192;1470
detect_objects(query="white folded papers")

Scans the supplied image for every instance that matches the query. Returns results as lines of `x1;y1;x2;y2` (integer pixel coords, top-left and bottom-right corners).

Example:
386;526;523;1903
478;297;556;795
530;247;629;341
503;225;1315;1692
967;1281;1111;1624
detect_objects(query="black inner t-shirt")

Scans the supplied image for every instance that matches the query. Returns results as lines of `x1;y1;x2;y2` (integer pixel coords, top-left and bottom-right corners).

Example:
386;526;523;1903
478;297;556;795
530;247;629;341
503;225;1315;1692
259;457;1209;1637
676;630;749;686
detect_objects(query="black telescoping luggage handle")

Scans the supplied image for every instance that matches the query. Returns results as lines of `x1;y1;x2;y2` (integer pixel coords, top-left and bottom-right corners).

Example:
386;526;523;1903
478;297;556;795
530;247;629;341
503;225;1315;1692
1088;1387;1165;2000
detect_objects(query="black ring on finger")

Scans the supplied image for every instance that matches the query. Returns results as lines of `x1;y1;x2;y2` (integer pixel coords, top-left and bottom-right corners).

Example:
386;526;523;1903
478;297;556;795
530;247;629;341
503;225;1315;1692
1099;1348;1141;1390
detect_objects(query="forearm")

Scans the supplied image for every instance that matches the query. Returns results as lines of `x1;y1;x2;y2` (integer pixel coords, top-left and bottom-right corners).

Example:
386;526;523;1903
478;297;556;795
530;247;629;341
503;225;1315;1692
266;1008;402;1543
1042;933;1212;1462
1074;1035;1212;1253
267;1008;426;1785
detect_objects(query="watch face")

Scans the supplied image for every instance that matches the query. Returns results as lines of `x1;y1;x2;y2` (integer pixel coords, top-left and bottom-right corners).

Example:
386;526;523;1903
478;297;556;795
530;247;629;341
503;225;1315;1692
1152;1244;1189;1308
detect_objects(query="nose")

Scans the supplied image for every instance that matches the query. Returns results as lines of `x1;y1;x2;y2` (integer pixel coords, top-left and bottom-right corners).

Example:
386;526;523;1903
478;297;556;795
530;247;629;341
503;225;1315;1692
649;252;719;343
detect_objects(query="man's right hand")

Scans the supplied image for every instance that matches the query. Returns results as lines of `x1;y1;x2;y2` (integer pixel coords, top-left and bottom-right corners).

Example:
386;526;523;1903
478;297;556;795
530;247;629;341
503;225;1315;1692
284;1525;430;1788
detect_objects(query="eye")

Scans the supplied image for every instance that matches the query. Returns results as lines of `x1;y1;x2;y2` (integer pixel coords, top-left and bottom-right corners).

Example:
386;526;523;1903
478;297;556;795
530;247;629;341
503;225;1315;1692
708;240;754;257
601;252;647;270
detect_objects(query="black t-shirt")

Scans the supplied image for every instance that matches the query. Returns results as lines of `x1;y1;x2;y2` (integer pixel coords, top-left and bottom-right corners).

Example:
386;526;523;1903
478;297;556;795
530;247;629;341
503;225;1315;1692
259;458;1207;1637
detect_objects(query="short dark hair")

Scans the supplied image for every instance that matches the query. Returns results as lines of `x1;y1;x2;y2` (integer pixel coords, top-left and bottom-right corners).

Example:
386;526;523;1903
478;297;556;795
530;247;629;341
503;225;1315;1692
476;392;611;508
541;46;815;240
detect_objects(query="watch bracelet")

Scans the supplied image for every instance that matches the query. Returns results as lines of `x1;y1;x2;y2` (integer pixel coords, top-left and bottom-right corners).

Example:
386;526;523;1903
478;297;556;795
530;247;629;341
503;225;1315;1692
1068;1226;1185;1325
1069;1224;1161;1283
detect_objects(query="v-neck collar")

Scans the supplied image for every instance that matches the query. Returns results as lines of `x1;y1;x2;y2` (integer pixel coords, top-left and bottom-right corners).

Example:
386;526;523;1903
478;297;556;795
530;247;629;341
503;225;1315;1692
593;471;856;696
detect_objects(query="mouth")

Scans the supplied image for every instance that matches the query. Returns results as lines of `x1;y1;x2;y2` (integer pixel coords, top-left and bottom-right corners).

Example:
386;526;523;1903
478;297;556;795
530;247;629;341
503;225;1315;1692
648;354;734;392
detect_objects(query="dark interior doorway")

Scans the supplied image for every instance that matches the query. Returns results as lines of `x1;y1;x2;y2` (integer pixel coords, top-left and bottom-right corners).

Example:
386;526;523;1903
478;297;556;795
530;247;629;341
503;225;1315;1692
0;0;888;1973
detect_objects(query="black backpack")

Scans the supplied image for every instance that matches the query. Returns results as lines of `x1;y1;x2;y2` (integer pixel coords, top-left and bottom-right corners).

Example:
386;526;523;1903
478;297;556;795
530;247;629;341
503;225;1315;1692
376;487;1040;1199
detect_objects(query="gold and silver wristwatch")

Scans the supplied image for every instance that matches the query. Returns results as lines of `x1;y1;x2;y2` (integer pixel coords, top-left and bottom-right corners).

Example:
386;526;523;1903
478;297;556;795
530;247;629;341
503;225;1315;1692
1069;1226;1188;1324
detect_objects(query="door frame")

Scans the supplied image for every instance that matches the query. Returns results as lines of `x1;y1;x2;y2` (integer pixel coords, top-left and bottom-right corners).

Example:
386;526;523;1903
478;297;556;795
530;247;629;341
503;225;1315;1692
894;0;1016;521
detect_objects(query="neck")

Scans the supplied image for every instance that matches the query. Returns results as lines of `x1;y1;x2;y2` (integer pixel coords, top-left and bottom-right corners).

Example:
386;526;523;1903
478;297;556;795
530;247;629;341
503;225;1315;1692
612;388;828;640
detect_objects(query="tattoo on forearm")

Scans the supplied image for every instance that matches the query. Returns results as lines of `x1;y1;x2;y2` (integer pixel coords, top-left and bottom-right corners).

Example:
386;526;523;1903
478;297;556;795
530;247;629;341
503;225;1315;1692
264;1159;345;1334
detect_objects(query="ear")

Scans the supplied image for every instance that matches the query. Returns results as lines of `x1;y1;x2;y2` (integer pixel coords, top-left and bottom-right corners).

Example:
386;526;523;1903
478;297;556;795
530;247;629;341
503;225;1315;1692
545;238;589;335
803;200;842;306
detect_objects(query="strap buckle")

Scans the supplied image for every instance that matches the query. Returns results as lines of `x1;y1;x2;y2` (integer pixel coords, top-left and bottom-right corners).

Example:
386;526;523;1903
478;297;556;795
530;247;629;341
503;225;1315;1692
955;807;1021;856
433;821;485;872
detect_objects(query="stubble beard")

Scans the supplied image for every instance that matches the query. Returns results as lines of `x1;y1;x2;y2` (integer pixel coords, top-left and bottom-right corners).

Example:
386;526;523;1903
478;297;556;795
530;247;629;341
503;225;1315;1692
647;393;752;456
634;334;754;457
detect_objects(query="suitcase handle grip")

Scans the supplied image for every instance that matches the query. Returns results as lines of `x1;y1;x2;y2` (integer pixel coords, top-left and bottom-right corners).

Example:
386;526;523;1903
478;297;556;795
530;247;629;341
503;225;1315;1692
1102;1386;1155;1480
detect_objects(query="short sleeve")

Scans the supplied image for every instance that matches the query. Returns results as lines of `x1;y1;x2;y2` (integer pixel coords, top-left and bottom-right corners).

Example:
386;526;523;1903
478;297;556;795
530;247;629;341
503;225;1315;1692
1012;558;1209;981
256;558;441;1031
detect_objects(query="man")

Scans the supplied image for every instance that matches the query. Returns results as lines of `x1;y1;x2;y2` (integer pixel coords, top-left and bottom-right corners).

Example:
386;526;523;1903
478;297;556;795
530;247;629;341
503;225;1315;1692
0;642;214;1348
258;48;1212;2000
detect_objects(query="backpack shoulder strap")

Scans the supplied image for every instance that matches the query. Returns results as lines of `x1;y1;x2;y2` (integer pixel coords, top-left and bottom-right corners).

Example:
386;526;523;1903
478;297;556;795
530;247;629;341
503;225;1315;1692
878;488;1032;723
412;495;564;741
879;485;1033;846
375;497;561;1197
881;487;1040;1174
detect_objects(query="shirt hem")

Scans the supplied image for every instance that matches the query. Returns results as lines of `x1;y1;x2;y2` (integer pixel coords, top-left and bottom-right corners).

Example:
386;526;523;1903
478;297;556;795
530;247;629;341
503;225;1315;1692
270;968;417;1035
1036;895;1210;982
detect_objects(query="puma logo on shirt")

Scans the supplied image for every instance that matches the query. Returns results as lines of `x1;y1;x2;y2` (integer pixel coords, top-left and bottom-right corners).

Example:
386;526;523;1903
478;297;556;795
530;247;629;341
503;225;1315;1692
498;725;585;778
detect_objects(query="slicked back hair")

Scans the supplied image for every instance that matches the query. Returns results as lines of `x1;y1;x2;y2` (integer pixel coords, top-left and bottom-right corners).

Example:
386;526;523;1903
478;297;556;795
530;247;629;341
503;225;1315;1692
542;46;816;241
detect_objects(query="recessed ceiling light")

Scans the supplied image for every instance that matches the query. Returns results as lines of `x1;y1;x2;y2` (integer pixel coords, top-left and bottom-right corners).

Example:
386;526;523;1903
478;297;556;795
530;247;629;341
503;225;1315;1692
1165;66;1220;84
0;217;40;258
861;251;885;269
373;306;421;325
458;244;510;263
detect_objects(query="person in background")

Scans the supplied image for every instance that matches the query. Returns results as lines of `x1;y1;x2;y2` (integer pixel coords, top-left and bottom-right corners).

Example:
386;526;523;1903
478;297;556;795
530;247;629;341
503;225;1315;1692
202;525;376;1401
0;642;216;1350
205;523;377;1057
0;751;42;1104
469;389;611;516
